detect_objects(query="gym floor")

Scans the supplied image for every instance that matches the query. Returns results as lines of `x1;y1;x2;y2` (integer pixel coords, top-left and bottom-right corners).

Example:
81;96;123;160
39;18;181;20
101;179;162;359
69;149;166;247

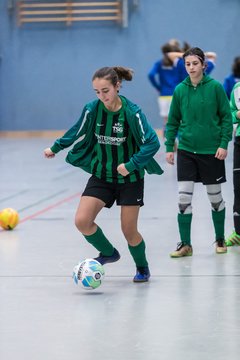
0;137;239;360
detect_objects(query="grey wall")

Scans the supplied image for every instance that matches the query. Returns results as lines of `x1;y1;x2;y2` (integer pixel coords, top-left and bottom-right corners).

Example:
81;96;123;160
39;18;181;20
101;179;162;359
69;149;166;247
0;0;240;131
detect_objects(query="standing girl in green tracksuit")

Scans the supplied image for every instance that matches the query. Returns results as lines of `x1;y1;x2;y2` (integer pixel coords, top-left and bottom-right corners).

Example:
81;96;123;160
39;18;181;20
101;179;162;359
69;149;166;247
44;66;163;282
165;47;232;257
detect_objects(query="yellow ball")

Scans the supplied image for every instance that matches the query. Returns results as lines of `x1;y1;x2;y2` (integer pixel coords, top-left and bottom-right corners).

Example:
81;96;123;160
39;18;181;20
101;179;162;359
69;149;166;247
0;208;19;230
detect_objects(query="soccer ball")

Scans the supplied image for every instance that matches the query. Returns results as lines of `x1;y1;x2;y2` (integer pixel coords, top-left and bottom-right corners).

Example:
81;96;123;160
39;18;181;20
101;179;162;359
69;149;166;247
72;258;105;290
0;208;19;230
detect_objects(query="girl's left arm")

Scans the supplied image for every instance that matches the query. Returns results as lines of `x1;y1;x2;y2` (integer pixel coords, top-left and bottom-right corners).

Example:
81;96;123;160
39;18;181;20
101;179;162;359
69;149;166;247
124;111;160;173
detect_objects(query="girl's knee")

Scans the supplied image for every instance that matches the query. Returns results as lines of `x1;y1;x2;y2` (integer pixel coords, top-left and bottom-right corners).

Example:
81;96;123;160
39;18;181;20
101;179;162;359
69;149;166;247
121;224;139;242
75;214;92;233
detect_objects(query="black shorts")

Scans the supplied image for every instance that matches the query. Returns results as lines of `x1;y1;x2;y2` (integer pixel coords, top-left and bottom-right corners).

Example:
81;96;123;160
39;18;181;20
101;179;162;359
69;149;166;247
82;176;144;208
177;149;226;185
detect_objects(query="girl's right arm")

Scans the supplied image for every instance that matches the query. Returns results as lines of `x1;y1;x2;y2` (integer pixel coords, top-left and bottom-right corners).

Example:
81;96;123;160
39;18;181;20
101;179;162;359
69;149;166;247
43;106;91;157
165;92;181;152
44;148;55;158
166;52;183;63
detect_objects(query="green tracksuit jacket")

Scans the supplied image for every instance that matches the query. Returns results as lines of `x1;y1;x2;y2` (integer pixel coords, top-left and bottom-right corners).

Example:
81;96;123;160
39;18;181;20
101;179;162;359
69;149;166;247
165;75;232;154
230;81;240;137
50;96;163;175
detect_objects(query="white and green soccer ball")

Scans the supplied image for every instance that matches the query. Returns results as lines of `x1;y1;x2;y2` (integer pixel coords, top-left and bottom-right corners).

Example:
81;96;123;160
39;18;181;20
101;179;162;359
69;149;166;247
73;258;105;290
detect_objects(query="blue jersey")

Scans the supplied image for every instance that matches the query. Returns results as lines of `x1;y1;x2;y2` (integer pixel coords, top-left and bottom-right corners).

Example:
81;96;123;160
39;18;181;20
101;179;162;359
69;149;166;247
223;74;240;99
148;59;180;96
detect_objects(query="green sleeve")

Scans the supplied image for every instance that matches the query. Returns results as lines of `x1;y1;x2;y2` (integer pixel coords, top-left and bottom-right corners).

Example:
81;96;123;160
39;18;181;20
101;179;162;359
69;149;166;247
50;106;90;154
230;85;240;124
124;111;160;172
165;90;181;152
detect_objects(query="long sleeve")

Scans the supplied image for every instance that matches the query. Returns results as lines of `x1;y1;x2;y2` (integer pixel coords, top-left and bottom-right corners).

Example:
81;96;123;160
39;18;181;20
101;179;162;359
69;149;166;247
148;61;161;93
165;91;181;152
50;106;91;154
124;111;160;172
230;84;240;123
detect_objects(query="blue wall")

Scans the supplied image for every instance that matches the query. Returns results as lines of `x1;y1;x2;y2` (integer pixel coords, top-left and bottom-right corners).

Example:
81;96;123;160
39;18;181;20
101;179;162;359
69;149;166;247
1;0;240;131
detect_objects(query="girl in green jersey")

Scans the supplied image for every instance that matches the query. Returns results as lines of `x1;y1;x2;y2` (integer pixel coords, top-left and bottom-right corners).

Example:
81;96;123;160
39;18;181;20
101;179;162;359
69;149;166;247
44;66;163;282
165;47;232;257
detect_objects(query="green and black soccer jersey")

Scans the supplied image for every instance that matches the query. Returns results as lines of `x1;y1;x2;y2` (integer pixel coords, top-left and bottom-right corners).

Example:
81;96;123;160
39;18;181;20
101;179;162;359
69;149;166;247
91;100;144;183
50;96;163;177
